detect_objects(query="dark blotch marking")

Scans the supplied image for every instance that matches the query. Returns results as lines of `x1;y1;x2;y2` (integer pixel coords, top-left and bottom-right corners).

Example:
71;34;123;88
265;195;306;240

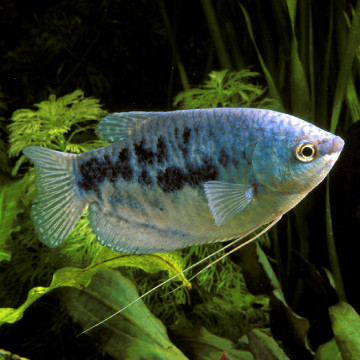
218;148;230;167
156;136;168;163
177;127;192;159
78;158;104;192
182;127;191;144
186;157;219;186
115;147;133;181
157;166;185;193
78;148;134;193
104;154;117;182
134;139;155;164
157;158;219;193
138;169;152;185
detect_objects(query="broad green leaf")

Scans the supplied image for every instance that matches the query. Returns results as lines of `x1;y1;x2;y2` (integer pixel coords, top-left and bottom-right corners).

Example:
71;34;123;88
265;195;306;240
171;325;254;360
314;338;342;360
329;301;360;360
0;247;188;326
62;270;187;360
248;329;290;360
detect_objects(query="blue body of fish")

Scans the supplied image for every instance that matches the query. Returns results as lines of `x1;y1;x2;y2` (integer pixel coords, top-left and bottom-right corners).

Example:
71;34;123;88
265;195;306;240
23;108;344;254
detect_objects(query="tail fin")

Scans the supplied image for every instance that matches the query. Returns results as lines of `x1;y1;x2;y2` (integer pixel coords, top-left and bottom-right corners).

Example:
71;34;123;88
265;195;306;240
23;146;87;248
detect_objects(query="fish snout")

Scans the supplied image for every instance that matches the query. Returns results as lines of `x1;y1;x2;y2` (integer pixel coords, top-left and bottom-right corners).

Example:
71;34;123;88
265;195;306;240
319;135;344;156
330;136;345;155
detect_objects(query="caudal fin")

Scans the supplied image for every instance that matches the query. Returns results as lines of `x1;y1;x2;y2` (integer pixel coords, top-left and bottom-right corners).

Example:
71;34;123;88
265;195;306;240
23;146;87;247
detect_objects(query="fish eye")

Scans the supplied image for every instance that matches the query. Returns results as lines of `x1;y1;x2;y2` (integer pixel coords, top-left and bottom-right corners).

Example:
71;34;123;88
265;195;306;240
294;140;318;163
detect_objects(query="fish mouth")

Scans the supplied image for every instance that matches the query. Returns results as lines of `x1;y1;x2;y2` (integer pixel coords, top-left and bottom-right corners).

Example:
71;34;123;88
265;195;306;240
330;136;345;155
323;136;344;164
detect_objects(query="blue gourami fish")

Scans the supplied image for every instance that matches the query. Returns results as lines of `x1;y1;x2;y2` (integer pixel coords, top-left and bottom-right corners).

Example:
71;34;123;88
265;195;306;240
23;108;344;255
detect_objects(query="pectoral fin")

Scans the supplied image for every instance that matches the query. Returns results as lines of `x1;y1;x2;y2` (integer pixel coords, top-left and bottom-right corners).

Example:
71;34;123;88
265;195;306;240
204;181;254;226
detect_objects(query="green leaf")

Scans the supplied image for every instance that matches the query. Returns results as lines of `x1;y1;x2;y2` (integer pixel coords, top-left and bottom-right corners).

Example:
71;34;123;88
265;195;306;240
248;328;290;360
329;301;360;360
171;325;254;360
314;338;343;360
255;243;311;353
62;270;187;360
285;0;312;119
346;77;360;124
0;247;188;326
0;180;28;263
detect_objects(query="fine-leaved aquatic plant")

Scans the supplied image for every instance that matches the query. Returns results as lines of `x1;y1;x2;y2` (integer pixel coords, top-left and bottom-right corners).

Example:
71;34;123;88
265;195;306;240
173;69;282;110
8;89;109;175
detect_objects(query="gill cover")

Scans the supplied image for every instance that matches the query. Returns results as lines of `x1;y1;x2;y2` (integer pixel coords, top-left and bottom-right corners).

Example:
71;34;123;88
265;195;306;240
252;137;320;193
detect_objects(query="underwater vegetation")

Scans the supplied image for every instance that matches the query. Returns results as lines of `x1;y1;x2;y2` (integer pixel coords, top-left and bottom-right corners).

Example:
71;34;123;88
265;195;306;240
0;0;360;359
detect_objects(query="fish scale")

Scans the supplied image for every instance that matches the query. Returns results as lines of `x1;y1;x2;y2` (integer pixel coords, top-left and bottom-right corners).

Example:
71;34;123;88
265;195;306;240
23;108;344;254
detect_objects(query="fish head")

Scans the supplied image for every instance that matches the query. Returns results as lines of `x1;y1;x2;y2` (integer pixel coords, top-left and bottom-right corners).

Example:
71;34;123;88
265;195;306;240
252;115;344;195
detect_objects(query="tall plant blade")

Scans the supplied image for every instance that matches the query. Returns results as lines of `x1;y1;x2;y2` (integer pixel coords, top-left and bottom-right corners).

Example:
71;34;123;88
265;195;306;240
285;0;313;119
318;0;334;128
325;178;346;301
346;77;360;123
200;0;233;70
158;0;190;92
330;0;360;133
239;3;283;108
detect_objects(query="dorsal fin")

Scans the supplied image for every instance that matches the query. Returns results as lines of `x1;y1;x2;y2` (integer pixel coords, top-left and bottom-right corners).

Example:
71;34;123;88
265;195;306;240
96;112;163;142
